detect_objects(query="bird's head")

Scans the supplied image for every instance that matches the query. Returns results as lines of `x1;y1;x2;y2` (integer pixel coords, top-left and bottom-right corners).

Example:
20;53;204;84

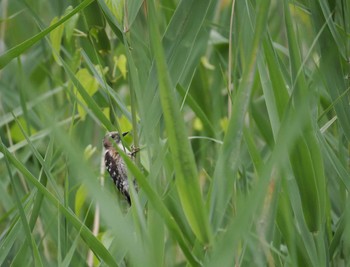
103;131;129;149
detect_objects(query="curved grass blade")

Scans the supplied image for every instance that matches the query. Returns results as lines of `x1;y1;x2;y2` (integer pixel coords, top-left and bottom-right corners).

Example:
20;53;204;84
59;56;115;132
80;50;132;122
147;0;212;245
0;141;118;267
209;0;270;231
284;0;327;233
176;84;215;136
3;153;43;267
115;146;201;266
206;82;311;266
0;0;94;69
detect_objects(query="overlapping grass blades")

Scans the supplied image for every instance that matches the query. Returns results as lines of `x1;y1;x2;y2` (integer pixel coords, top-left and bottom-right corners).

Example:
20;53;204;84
0;0;349;266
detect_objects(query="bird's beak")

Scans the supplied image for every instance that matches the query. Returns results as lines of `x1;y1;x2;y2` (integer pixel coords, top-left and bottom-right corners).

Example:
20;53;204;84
122;132;129;137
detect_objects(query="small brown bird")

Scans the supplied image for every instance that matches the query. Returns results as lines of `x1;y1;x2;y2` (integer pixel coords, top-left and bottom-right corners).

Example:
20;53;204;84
103;132;138;205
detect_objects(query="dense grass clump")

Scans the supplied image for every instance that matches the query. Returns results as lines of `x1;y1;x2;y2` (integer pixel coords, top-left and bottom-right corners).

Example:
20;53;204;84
0;0;349;266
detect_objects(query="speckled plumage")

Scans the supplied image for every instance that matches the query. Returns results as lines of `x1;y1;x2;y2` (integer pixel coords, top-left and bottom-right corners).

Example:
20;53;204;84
103;132;138;205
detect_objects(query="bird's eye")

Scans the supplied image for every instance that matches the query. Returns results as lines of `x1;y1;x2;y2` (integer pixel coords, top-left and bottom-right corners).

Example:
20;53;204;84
110;133;119;141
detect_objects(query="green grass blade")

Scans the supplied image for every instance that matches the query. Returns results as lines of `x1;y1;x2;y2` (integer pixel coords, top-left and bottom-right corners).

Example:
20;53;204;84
0;221;21;265
116;144;201;266
177;84;215;136
284;0;327;233
0;142;118;267
0;0;94;68
206;83;311;266
135;0;215;148
28;138;53;230
12;113;62;200
59;56;115;132
147;0;212;245
2;142;43;267
1;0;349;265
80;50;132;121
209;0;270;231
309;0;350;141
318;131;350;191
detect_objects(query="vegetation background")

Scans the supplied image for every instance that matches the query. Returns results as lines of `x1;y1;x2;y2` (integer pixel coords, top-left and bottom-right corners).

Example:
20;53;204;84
0;0;349;266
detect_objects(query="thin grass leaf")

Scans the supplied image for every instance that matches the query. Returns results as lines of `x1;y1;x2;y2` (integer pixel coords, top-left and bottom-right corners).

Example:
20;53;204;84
115;144;201;267
62;204;95;267
1;0;349;265
0;220;22;265
147;0;212;245
0;116;77;160
28;138;53;230
2;142;43;267
80;50;132;122
209;0;270;231
318;131;350;191
206;79;311;267
59;56;115;132
318;0;346;58
135;0;215;149
0;142;118;267
0;86;64;128
12;113;62;200
176;84;215;136
0;0;95;68
309;0;350;142
125;0;144;30
284;0;327;233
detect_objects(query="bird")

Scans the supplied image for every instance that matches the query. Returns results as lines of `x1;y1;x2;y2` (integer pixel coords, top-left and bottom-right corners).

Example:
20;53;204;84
103;131;139;205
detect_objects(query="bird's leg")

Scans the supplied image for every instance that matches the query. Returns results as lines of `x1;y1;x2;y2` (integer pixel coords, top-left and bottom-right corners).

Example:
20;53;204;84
129;145;140;158
129;145;140;193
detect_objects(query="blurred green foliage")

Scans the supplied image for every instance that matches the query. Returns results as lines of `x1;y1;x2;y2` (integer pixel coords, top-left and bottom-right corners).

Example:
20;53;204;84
0;0;349;266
